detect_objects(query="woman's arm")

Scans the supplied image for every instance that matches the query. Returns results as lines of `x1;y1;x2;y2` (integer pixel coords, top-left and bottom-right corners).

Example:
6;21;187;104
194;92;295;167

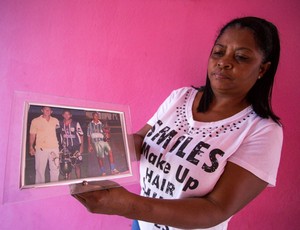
73;160;267;229
124;161;268;228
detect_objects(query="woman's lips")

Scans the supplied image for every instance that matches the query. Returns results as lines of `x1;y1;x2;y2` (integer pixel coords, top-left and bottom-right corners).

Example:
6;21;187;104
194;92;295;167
211;71;231;80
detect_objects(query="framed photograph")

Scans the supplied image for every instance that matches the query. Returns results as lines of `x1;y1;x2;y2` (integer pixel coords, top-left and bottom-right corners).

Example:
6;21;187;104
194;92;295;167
3;91;138;203
20;102;136;190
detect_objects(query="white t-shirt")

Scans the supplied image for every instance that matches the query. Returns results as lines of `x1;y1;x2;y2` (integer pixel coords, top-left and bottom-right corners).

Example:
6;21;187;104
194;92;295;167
138;87;283;230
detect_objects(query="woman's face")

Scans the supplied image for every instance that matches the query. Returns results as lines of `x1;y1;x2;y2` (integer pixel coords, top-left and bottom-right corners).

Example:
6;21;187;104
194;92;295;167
207;27;270;98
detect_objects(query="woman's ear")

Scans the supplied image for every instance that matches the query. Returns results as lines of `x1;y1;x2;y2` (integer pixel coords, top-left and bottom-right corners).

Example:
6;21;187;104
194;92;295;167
259;61;271;78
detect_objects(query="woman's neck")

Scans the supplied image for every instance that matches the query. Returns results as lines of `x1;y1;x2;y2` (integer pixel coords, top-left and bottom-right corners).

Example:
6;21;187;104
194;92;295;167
193;91;249;122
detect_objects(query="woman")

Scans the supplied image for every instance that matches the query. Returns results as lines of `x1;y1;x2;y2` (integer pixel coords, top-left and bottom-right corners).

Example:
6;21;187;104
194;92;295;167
73;16;283;230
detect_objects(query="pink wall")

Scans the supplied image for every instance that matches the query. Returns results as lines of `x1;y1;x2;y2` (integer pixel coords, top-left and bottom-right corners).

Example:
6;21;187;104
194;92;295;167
1;0;299;229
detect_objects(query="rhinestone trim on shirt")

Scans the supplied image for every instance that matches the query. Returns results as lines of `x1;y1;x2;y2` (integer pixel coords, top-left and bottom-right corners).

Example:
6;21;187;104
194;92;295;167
174;89;255;138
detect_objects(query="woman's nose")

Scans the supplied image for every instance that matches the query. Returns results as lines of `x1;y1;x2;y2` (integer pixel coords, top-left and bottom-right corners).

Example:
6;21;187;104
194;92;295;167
217;58;233;69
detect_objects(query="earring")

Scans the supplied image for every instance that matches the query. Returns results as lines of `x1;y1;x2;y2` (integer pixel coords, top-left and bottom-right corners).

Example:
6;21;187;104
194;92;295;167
258;76;261;79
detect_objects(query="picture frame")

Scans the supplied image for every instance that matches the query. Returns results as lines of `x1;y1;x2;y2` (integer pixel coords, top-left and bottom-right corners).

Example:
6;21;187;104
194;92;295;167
3;91;138;203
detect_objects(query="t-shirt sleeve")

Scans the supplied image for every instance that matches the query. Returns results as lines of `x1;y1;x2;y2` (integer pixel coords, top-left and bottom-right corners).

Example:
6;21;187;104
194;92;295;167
54;118;59;128
228;121;283;186
29;119;38;134
147;87;191;126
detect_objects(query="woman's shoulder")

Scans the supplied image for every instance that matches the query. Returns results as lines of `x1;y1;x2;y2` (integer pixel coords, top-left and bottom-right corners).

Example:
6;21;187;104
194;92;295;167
173;86;197;93
248;110;283;136
161;87;197;106
168;86;197;98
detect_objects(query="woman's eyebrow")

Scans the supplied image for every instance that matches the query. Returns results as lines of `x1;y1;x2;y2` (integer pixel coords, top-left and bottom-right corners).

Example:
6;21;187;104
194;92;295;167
214;43;253;53
214;43;224;48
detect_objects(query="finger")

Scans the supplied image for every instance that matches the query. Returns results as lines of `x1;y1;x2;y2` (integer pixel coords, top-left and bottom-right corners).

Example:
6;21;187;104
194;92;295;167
72;194;87;207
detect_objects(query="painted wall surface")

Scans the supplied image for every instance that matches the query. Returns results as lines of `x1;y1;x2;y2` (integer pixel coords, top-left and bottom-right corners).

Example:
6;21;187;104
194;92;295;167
1;0;299;229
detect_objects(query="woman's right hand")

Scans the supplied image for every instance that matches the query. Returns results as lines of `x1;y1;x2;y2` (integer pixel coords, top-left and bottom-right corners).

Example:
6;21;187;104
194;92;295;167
133;124;152;160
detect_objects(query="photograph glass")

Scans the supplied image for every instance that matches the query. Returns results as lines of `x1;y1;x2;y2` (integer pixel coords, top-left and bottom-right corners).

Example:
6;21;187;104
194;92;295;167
20;103;133;189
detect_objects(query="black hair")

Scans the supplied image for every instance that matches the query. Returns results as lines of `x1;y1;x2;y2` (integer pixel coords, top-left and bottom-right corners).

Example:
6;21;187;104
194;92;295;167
197;16;281;124
41;106;52;110
62;109;72;115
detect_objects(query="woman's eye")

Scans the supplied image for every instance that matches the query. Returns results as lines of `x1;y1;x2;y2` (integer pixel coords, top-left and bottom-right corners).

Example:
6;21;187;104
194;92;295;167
211;51;224;57
235;55;249;61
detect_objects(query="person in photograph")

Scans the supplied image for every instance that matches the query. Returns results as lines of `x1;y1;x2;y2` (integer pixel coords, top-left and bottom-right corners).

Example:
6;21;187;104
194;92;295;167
29;106;60;184
87;112;119;176
57;109;84;179
73;17;283;230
